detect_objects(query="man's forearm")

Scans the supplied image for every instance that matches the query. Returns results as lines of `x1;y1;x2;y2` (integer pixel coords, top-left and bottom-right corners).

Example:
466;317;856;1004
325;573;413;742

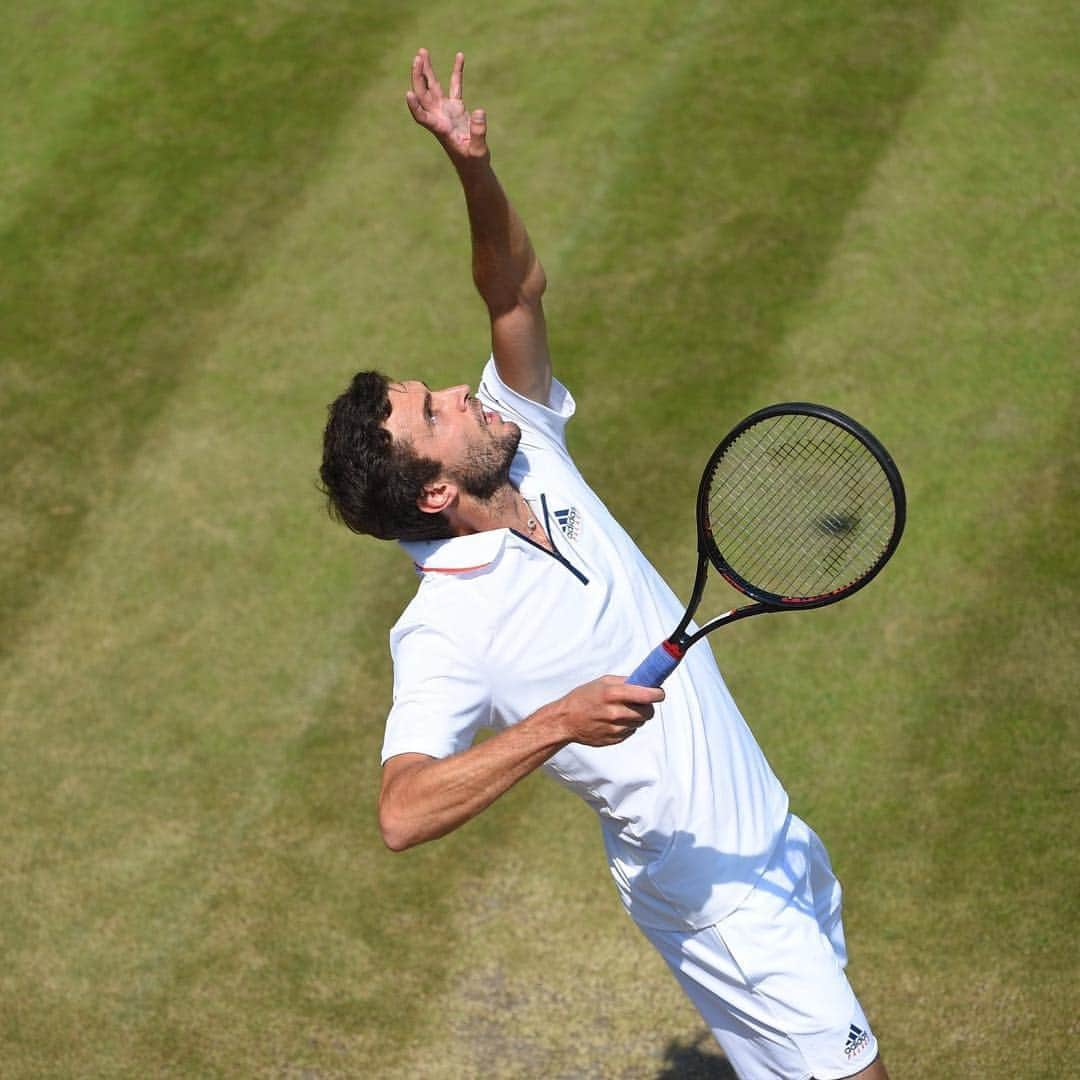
407;48;550;401
378;703;571;851
379;676;664;851
454;158;546;317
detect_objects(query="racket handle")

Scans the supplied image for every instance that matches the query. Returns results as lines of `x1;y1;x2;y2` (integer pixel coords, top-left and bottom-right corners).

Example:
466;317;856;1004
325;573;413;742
626;642;684;688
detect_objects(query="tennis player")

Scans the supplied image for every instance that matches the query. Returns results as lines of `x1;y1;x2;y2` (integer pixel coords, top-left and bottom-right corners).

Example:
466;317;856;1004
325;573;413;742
320;49;889;1080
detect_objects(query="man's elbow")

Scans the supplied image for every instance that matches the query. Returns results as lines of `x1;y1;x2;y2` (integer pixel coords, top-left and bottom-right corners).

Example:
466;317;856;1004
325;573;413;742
378;805;416;853
380;816;412;851
379;756;437;852
477;257;547;315
381;829;413;854
520;258;547;305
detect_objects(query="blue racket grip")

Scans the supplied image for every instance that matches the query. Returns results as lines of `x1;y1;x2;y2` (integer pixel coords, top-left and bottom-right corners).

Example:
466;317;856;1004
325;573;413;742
626;643;683;688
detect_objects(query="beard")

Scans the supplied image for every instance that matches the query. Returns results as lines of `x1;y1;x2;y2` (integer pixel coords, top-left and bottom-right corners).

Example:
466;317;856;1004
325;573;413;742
448;425;522;501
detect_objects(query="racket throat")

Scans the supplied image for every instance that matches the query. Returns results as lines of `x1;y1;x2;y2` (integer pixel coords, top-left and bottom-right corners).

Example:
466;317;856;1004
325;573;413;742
663;639;687;660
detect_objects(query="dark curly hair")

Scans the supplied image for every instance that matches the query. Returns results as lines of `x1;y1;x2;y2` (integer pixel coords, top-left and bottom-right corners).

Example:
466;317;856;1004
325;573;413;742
319;371;453;542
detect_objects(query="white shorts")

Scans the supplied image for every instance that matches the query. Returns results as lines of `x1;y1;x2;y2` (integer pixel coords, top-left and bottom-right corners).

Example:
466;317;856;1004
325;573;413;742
639;815;878;1080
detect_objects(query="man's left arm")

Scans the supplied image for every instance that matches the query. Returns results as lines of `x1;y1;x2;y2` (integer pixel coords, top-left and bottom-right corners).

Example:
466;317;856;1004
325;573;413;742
406;48;551;405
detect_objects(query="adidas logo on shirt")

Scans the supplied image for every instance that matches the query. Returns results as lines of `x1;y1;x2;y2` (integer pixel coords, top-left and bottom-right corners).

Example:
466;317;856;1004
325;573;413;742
844;1023;870;1060
553;505;581;541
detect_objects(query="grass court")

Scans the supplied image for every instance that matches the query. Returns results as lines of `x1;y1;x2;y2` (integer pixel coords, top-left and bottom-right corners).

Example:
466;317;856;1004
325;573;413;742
1;1;1076;1075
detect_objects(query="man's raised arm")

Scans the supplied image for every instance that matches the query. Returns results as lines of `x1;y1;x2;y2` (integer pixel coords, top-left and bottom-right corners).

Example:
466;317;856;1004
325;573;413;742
406;48;551;405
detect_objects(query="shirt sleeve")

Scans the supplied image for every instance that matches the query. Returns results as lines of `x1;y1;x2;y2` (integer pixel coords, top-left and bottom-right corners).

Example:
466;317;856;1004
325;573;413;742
476;356;576;452
381;619;492;764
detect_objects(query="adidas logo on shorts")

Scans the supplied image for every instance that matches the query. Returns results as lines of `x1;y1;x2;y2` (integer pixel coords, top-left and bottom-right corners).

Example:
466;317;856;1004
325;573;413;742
844;1023;870;1060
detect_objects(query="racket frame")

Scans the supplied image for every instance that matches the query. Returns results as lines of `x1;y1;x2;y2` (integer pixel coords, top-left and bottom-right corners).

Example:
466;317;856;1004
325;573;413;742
663;401;906;658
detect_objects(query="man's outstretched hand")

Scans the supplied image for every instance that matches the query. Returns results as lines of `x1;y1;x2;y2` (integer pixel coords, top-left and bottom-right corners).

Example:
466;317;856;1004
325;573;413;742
406;48;490;164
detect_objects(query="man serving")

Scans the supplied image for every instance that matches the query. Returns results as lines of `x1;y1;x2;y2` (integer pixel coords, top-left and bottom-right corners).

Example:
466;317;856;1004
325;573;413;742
319;49;888;1080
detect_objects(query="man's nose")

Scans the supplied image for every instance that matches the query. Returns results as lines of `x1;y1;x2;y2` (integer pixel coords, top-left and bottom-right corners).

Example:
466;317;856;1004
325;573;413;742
441;384;470;409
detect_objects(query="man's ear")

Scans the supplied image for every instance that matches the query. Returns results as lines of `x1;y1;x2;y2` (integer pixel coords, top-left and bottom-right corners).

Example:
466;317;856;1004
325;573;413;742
417;478;457;516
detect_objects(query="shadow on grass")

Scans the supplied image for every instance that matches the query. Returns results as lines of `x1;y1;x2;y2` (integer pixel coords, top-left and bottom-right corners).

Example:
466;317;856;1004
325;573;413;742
656;1030;737;1079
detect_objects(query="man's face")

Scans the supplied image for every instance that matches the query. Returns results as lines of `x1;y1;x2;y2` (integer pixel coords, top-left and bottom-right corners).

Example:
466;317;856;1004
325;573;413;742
383;380;521;500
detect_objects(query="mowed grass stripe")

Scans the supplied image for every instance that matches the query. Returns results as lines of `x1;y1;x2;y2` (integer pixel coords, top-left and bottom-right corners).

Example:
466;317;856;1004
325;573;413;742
0;2;414;655
552;0;960;554
0;2;143;227
719;2;1078;1075
0;7;670;1071
0;13;434;1078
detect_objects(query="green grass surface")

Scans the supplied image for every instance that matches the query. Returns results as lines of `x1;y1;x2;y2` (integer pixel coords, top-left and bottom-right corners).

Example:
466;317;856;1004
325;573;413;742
1;1;1076;1076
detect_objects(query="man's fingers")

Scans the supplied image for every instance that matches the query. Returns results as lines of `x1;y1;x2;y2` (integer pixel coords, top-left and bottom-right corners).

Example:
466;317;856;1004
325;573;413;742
618;714;651;740
560;676;665;747
449;51;464;99
469;109;487;155
607;679;662;722
410;52;427;99
419;48;442;99
606;697;656;723
405;90;425;123
603;678;664;705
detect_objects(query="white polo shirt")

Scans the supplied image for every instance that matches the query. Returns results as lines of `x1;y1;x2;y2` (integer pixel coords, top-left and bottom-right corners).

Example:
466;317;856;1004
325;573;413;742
382;359;789;931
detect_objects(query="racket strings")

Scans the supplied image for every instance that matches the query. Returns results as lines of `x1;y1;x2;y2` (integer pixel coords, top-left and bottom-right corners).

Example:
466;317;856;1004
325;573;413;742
717;417;853;560
746;441;890;590
706;414;895;599
720;453;890;595
715;465;887;596
719;446;891;595
764;479;893;596
712;416;853;564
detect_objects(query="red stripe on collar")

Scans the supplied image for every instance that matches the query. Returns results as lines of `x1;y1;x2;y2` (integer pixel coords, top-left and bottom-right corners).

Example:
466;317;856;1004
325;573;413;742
413;562;492;575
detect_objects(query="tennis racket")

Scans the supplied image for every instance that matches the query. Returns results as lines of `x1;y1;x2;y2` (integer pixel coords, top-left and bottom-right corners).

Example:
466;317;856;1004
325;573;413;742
627;402;906;688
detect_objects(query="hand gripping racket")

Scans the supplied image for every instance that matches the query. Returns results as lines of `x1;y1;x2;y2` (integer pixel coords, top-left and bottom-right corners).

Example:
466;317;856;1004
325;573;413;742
627;403;906;687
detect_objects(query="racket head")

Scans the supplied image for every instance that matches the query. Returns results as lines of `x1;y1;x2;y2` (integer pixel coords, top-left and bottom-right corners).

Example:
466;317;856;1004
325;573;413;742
697;402;906;609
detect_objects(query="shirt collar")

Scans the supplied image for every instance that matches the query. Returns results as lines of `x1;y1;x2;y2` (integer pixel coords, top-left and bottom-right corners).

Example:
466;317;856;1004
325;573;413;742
400;529;511;576
516;474;542;501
